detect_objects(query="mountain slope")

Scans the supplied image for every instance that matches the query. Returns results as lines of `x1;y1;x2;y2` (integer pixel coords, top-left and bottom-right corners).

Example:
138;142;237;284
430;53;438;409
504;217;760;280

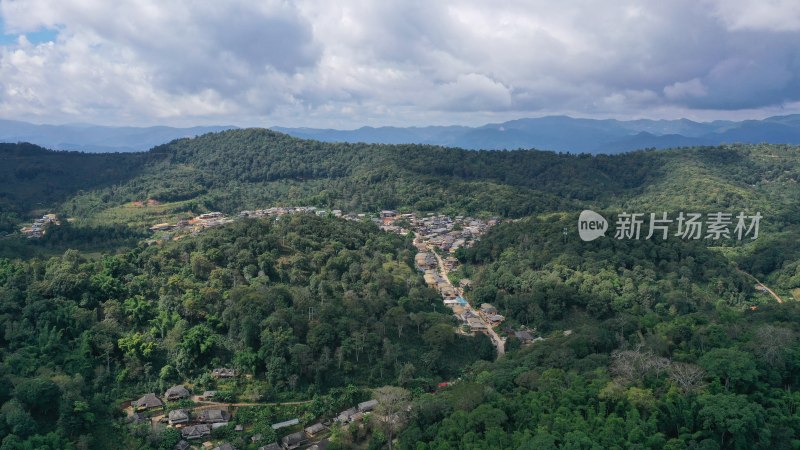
3;129;799;225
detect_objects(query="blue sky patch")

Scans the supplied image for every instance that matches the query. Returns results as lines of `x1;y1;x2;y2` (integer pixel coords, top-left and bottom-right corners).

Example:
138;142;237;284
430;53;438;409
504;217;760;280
0;17;59;46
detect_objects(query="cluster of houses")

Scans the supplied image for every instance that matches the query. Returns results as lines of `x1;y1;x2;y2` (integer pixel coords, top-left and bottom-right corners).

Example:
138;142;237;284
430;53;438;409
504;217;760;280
502;327;543;345
452;304;512;333
129;373;381;450
412;214;498;253
335;399;378;425
129;373;240;449
147;207;497;254
272;399;378;450
415;250;496;337
372;210;415;234
417;253;457;300
377;211;499;252
239;206;351;220
411;217;511;351
478;303;506;326
151;206;372;239
150;212;236;235
130;383;241;449
19;213;60;238
414;241;496;337
453;308;486;333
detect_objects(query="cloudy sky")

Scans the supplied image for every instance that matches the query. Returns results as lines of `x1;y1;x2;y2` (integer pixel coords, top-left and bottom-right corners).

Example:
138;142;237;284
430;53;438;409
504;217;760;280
1;0;800;128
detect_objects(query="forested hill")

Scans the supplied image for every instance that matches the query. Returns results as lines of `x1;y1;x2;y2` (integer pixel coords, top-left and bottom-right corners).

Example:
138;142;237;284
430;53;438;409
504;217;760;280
406;220;800;448
0;214;494;449
3;129;799;226
2;130;800;449
4;129;800;315
5;130;798;293
0;143;155;233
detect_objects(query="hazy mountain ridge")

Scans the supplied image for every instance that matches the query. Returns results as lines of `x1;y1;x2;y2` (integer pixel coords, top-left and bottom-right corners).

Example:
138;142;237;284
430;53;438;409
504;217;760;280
3;115;800;154
276;114;800;153
0;119;236;152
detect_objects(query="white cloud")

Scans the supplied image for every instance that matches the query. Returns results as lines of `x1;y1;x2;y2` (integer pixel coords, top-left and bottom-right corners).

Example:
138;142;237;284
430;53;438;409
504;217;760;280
706;0;800;32
664;79;708;101
433;73;512;111
0;0;800;127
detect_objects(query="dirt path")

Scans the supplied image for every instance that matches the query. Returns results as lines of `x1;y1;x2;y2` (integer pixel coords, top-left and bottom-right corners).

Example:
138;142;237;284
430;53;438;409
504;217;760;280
190;397;313;408
737;268;784;303
754;281;784;304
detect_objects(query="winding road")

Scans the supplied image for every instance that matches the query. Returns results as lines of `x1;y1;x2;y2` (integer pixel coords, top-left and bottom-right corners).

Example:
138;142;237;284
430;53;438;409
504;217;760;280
426;241;505;357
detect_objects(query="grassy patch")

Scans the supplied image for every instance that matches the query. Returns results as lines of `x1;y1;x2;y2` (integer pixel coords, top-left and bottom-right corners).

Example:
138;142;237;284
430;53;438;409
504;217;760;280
86;200;197;227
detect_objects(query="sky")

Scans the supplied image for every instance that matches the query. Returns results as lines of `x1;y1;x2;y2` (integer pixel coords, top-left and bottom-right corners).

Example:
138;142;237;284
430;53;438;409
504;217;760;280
1;0;800;129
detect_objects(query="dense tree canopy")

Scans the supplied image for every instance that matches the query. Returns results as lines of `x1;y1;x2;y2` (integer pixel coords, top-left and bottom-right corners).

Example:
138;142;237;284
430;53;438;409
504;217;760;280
0;215;493;448
2;131;800;448
401;213;800;449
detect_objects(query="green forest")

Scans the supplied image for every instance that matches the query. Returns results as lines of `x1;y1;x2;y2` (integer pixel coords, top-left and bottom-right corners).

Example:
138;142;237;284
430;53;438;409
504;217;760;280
1;130;794;222
0;214;492;449
0;130;799;449
403;216;800;449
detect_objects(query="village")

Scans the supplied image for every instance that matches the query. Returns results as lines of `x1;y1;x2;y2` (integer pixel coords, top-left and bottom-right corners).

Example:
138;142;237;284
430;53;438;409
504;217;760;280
147;207;539;354
135;207;545;449
20;206;537;450
18;204;533;352
19;213;60;238
384;211;540;355
19;205;537;354
148;207;366;238
147;206;487;241
149;211;236;235
127;367;382;450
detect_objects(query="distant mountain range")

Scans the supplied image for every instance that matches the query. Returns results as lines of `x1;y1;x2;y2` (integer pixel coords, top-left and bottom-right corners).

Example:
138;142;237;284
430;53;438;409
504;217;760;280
275;114;800;153
4;115;800;153
0;119;236;153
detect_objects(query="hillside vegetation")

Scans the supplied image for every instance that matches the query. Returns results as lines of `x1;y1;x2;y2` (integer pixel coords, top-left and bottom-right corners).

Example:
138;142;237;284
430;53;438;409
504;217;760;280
406;215;800;448
3;129;799;223
1;131;799;449
0;214;492;449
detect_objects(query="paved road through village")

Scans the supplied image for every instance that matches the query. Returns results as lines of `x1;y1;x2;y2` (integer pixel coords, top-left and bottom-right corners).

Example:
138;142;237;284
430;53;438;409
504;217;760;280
425;237;506;357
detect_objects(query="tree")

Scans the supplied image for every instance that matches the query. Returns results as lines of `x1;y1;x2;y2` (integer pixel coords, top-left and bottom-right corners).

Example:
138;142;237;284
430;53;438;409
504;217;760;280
668;362;706;394
157;427;181;450
1;400;36;438
698;348;758;391
190;253;214;280
698;393;766;448
751;325;793;366
468;404;507;433
351;330;367;363
386;306;409;338
373;386;412;450
13;378;61;418
423;323;454;349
